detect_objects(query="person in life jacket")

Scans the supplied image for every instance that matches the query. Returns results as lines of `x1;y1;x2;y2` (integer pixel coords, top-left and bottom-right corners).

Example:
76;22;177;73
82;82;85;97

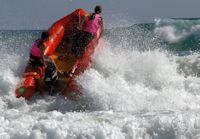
29;31;50;68
44;61;58;95
71;5;104;56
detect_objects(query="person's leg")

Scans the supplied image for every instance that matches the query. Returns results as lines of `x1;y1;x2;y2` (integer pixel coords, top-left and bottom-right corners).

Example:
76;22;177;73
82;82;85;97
71;31;93;56
71;28;83;55
83;32;93;46
78;32;93;54
30;54;43;67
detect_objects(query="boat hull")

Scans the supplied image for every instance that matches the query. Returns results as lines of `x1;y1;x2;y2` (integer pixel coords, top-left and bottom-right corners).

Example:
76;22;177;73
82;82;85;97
15;9;103;100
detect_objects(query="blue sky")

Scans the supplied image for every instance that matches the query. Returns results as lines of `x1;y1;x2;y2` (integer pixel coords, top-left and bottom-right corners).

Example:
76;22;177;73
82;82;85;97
1;0;200;29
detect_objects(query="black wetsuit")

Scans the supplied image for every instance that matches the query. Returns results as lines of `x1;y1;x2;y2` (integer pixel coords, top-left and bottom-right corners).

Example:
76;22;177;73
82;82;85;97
71;29;94;56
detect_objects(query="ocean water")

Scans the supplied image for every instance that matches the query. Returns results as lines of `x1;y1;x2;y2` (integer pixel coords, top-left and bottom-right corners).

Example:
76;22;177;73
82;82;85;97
1;18;200;139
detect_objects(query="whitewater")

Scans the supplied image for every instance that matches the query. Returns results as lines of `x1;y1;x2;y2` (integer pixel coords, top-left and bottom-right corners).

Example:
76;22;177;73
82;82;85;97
1;19;200;139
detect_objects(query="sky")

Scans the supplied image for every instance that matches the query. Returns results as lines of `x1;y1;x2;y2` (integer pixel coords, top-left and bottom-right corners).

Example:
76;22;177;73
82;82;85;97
1;0;200;29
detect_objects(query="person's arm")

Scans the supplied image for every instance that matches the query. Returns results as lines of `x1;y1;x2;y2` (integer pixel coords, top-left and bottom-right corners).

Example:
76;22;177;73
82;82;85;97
99;17;104;37
40;43;46;66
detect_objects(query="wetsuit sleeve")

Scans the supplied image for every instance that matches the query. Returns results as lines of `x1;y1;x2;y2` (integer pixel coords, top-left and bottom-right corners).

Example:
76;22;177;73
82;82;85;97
40;43;45;66
99;17;104;36
99;17;103;27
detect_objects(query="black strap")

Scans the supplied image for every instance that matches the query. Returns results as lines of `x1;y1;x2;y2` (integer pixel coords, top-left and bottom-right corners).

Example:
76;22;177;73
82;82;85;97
89;13;96;20
37;39;43;48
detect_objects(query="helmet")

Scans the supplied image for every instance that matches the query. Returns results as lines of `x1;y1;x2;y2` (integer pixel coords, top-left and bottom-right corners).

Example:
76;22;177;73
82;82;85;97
41;31;50;40
95;5;102;14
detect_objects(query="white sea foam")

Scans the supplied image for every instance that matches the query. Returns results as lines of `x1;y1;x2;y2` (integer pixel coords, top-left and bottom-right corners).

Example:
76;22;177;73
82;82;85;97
0;31;200;138
154;26;188;43
76;43;200;112
154;18;200;43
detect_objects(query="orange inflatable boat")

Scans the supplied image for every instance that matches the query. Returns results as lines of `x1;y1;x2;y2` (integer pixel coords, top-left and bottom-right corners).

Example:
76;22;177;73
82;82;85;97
15;9;103;100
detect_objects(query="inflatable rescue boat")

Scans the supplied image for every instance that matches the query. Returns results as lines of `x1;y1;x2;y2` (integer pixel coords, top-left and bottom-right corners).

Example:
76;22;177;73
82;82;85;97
15;9;103;100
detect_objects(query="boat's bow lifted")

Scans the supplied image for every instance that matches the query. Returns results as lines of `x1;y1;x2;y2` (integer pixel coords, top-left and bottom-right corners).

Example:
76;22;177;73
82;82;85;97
15;8;103;100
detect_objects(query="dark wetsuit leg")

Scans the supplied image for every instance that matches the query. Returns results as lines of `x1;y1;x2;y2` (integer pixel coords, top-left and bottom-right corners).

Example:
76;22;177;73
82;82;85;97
71;31;93;56
30;54;43;67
